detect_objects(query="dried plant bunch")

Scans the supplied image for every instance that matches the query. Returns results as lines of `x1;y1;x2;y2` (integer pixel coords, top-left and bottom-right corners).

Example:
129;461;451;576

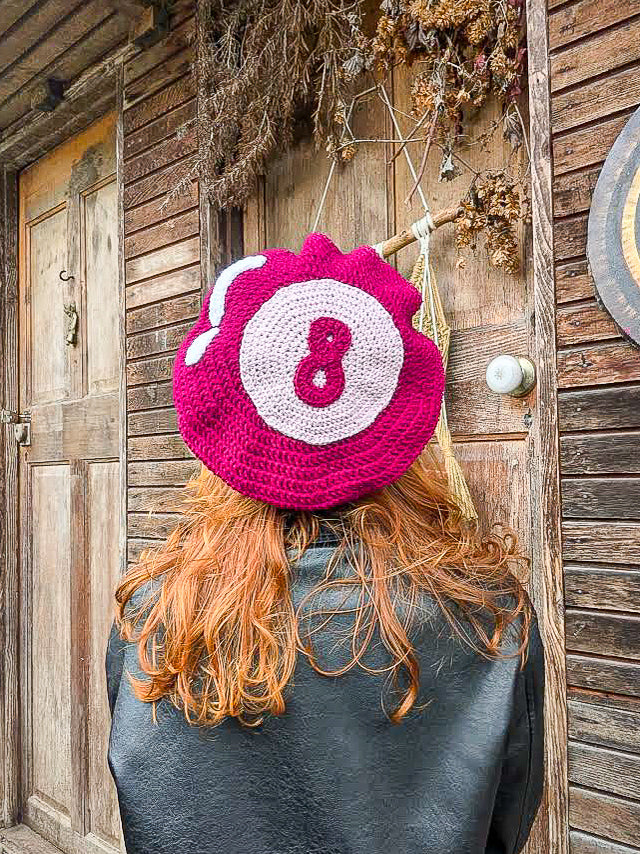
193;0;530;275
196;0;370;208
454;172;529;274
373;0;525;141
371;0;528;272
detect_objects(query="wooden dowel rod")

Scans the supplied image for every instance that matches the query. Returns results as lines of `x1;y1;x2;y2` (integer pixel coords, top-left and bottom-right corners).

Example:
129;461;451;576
380;205;460;258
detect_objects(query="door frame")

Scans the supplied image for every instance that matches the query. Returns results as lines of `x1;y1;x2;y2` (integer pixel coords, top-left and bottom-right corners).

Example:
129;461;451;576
0;47;131;833
524;0;570;852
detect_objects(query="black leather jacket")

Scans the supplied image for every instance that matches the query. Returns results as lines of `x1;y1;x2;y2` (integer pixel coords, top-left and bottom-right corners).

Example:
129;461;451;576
106;535;545;854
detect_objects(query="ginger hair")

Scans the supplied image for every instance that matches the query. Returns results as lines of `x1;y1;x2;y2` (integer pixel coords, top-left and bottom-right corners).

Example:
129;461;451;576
115;449;532;727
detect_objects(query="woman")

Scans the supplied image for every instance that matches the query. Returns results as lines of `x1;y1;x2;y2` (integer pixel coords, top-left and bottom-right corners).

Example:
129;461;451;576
107;234;545;854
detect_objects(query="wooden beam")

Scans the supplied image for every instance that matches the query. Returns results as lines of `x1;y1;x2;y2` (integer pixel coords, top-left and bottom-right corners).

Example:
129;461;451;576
570;828;640;854
563;521;640;563
568;693;640;753
558;384;640;431
525;0;570;851
567;653;640;698
569;786;640;849
560;432;640;475
0;39;136;169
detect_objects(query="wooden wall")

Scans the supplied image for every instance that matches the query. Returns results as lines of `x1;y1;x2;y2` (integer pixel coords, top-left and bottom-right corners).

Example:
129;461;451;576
548;3;640;851
121;2;201;565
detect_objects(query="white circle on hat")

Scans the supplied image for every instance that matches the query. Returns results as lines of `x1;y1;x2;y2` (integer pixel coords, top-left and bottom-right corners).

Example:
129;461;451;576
239;279;405;445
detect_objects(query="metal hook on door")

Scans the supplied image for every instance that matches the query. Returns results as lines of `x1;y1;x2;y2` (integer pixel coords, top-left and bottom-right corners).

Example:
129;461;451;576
59;270;74;281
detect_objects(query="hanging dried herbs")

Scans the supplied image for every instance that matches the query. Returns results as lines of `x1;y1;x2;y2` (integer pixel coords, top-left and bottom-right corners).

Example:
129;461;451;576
369;0;530;274
373;0;526;149
192;0;530;274
454;172;529;273
195;0;370;208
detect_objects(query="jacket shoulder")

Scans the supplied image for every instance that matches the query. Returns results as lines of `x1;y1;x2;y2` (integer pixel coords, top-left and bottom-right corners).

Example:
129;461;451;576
105;577;162;715
123;576;163;618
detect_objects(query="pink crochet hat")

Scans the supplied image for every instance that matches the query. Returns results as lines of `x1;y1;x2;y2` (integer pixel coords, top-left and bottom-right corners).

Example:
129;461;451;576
173;233;445;509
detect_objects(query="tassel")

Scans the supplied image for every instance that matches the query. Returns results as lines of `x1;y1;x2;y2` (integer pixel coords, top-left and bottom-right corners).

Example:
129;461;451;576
435;419;478;523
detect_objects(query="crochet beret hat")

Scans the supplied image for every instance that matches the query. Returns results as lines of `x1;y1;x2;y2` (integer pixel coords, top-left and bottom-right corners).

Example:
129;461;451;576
173;233;445;509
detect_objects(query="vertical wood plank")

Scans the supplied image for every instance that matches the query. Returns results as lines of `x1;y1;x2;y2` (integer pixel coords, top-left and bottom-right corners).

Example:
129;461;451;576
31;465;72;814
195;0;211;295
117;64;128;585
1;168;20;828
69;459;89;834
66;171;85;403
87;461;121;844
18;454;32;816
116;76;127;854
18;160;34;822
526;0;570;851
84;178;119;395
243;176;267;255
0;170;6;828
30;209;68;404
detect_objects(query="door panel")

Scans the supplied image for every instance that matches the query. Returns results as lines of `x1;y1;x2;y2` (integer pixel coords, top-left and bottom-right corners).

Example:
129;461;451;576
454;440;530;544
244;70;543;853
29;208;68;404
18;112;123;854
88;461;122;847
85;180;119;396
31;464;71;813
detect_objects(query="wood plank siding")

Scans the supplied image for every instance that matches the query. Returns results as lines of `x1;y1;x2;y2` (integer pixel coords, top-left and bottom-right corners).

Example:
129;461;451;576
549;1;640;850
121;4;201;564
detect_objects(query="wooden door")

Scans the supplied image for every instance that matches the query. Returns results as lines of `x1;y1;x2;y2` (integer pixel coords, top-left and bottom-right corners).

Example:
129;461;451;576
17;113;123;854
245;85;534;548
244;76;548;851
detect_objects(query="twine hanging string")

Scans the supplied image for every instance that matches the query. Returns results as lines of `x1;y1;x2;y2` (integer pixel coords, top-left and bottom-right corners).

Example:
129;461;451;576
375;91;478;522
311;87;377;233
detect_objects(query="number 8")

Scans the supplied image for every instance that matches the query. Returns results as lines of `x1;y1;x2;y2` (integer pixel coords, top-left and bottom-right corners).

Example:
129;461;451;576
294;317;352;408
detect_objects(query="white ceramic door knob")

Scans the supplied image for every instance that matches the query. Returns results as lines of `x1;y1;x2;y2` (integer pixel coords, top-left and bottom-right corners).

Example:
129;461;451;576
485;355;536;398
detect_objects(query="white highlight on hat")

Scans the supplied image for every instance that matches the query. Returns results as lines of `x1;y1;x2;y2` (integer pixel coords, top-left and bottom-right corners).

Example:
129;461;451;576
183;327;217;366
239;279;405;445
185;254;267;366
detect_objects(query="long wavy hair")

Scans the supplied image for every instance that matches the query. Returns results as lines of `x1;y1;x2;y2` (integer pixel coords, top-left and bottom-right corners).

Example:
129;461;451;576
115;448;532;728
